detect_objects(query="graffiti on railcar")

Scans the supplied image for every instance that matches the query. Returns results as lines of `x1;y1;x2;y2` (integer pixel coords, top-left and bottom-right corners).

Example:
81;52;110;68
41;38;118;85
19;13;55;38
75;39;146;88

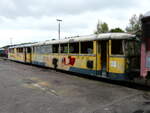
62;56;76;66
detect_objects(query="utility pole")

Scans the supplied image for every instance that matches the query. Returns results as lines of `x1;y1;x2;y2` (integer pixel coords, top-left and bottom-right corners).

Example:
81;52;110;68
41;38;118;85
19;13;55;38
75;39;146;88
56;19;62;40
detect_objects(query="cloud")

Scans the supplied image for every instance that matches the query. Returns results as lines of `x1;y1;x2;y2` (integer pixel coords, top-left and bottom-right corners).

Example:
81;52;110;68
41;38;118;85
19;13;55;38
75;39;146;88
0;0;139;18
0;0;149;47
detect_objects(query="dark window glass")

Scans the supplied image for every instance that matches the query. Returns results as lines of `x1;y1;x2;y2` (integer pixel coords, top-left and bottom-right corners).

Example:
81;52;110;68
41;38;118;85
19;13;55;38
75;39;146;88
98;41;101;53
81;41;93;54
16;48;18;53
69;42;79;53
52;44;59;53
20;48;23;53
60;44;68;53
27;48;31;53
111;40;123;55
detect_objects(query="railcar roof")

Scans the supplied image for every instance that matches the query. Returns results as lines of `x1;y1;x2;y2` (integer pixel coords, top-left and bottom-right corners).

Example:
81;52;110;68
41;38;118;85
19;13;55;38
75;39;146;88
34;33;135;46
9;33;135;48
9;43;37;48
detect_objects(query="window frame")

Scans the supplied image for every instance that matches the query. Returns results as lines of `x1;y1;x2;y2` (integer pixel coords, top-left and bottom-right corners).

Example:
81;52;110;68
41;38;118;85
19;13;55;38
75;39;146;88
80;41;94;54
60;43;69;54
27;47;31;53
110;40;125;56
52;44;59;54
69;42;79;54
17;48;23;53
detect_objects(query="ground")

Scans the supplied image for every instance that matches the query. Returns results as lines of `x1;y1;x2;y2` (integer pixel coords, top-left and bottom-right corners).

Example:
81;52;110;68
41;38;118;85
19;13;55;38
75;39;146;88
0;58;150;113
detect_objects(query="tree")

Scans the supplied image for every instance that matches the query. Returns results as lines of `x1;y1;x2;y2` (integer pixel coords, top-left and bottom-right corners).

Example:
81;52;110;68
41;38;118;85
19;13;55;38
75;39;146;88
126;14;143;35
110;28;124;33
94;21;109;34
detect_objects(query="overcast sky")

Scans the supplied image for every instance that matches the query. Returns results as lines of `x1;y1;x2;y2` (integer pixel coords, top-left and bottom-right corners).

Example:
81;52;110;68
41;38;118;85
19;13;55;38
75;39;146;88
0;0;149;47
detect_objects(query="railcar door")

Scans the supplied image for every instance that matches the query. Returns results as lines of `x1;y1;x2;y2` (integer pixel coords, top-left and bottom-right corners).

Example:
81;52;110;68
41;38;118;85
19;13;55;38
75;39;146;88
28;47;32;63
101;40;108;76
97;40;109;77
25;47;32;63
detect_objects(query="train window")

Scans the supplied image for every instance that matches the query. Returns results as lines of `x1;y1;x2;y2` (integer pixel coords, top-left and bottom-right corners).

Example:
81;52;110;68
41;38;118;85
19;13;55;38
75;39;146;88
39;46;42;54
43;45;52;54
36;46;40;54
32;47;35;53
35;46;40;54
17;48;23;53
69;42;79;53
41;46;46;54
16;48;19;53
111;40;123;55
34;47;36;53
60;43;68;53
40;46;44;54
81;41;93;54
42;46;47;54
47;45;52;53
9;48;15;53
52;44;59;53
20;48;23;53
98;41;101;53
13;49;15;53
27;48;31;53
17;48;19;53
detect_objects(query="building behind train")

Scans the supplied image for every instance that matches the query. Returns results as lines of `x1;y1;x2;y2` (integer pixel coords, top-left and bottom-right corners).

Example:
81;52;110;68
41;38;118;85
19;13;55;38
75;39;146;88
140;11;150;79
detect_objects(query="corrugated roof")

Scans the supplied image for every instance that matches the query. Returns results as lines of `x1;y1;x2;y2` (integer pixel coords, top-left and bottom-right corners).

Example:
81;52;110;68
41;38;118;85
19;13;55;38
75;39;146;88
9;42;37;48
33;33;135;46
9;33;135;48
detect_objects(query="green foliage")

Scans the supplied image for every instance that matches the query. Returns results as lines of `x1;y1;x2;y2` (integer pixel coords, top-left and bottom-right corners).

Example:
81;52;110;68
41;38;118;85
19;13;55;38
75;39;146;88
126;14;143;35
110;28;124;33
94;21;109;34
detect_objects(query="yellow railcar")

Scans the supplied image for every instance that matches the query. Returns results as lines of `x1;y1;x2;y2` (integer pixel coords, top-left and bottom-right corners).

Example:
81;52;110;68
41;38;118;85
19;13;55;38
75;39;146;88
8;44;33;63
8;33;139;80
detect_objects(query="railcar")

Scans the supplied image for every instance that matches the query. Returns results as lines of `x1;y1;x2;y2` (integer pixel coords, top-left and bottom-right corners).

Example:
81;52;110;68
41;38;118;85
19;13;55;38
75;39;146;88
8;43;34;63
8;33;141;81
0;48;8;57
